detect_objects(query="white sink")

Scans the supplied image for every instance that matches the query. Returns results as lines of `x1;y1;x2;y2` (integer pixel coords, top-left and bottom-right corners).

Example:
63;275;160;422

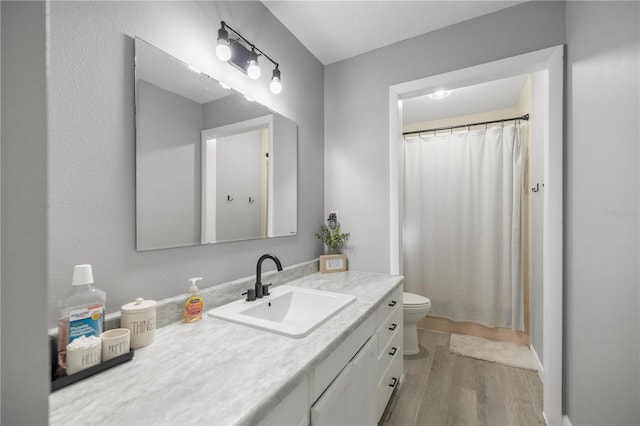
208;285;356;338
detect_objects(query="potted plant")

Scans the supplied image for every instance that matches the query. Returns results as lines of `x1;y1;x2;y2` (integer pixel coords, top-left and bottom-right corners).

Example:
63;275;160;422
315;225;350;254
315;225;350;273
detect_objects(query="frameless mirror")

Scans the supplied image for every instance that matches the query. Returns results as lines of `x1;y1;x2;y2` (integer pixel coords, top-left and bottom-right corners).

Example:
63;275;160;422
135;38;297;250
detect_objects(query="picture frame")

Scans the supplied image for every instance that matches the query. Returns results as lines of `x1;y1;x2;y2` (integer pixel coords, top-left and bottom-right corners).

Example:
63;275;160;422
319;254;348;274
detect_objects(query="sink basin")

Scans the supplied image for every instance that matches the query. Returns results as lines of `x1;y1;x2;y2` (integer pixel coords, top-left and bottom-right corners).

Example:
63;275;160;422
208;285;356;337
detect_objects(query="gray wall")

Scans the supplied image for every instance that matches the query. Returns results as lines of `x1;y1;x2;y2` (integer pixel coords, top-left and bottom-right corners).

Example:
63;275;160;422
47;1;324;328
0;2;3;420
565;2;639;425
324;1;566;273
1;1;324;423
1;2;49;425
325;1;639;424
530;70;545;363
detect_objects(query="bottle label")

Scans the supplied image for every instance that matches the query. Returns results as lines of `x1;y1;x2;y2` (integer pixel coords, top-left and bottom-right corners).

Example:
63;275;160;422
185;297;203;316
68;304;104;342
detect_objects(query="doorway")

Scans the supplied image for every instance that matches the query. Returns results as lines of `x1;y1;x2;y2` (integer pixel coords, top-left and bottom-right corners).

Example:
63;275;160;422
388;45;564;425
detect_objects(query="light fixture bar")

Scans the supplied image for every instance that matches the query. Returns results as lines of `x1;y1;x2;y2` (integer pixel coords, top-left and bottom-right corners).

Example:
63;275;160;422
217;21;282;94
220;21;280;70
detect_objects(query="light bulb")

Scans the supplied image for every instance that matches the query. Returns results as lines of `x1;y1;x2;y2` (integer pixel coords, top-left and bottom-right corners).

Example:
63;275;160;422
216;43;231;61
216;24;232;61
247;48;260;80
270;79;282;94
270;66;282;94
428;90;451;100
247;62;261;79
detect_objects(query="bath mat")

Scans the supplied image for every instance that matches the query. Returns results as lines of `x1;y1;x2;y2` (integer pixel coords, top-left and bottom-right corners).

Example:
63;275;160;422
449;334;537;371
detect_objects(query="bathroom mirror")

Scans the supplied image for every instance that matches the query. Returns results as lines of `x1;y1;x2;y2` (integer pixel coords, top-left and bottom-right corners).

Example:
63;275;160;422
135;38;297;250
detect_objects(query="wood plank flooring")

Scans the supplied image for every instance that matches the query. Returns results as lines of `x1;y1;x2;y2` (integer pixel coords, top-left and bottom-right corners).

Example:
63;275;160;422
380;329;544;426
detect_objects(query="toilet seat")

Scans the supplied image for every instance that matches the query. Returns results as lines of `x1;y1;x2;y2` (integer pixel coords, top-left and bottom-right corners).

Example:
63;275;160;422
403;292;431;309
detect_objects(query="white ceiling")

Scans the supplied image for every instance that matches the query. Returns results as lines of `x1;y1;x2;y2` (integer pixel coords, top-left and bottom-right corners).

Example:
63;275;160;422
402;74;529;125
262;1;526;66
262;1;529;127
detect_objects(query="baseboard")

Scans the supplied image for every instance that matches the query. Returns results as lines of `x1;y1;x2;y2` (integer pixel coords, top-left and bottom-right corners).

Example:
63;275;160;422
530;344;544;382
542;412;572;426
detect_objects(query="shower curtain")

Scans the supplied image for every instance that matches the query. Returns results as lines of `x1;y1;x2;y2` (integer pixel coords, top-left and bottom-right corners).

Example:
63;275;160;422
403;124;525;330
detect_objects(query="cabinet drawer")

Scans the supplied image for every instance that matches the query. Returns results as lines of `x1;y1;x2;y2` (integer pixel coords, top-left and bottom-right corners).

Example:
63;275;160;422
376;324;402;380
376;286;402;327
376;351;403;421
376;305;401;357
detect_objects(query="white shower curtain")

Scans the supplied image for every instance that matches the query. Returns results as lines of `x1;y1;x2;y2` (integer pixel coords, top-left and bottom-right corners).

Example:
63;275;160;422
403;125;525;330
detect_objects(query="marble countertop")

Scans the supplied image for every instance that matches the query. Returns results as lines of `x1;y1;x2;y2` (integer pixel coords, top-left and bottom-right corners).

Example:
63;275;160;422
49;270;403;426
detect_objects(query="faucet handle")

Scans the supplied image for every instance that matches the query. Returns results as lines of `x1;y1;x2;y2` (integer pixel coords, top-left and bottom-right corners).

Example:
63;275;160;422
242;289;256;301
262;284;272;296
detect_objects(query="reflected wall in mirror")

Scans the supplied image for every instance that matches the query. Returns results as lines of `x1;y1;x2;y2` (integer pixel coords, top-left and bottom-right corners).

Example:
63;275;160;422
135;38;297;251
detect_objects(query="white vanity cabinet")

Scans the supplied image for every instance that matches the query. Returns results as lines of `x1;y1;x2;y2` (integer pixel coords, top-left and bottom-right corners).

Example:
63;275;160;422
374;286;403;421
309;285;404;426
258;377;309;426
311;336;377;426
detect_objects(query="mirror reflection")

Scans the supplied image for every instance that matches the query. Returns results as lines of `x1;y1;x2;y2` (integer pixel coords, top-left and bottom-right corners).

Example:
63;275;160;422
135;38;297;251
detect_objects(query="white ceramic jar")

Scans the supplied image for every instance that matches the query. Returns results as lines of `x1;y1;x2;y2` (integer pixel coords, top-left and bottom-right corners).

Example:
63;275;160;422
120;298;157;349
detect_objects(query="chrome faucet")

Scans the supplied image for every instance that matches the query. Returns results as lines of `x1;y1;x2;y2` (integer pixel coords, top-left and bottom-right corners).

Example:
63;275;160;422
244;254;283;301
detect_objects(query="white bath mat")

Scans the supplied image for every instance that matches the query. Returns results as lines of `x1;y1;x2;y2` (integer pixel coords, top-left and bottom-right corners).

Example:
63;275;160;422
449;333;537;371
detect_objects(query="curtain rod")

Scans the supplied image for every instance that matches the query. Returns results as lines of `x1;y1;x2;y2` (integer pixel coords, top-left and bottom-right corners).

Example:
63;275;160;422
402;114;530;137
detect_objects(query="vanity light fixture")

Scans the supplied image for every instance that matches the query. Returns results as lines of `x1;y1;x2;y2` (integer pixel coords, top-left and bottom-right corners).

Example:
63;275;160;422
216;21;282;94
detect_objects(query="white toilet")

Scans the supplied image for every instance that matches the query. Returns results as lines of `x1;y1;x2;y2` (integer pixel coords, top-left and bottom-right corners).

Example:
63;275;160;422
403;292;432;355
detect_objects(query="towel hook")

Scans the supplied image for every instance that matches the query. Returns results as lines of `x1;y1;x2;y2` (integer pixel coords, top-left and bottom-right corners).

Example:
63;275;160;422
532;183;544;193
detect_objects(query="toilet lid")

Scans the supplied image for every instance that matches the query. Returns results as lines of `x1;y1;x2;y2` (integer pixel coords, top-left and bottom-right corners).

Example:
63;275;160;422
403;292;431;307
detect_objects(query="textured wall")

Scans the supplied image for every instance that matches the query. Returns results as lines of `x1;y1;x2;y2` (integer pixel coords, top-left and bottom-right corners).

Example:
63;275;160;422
47;1;324;327
324;1;566;273
1;2;49;424
564;2;640;424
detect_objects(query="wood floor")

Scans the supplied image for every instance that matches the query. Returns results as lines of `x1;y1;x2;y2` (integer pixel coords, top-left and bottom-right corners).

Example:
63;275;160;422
380;329;545;426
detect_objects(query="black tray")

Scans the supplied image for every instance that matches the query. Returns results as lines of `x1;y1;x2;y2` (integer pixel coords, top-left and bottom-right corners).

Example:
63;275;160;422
51;349;134;392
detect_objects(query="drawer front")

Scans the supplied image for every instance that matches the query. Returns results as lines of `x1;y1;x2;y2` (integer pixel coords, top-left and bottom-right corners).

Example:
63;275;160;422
376;351;403;422
376;286;402;327
376;324;402;380
376;305;402;357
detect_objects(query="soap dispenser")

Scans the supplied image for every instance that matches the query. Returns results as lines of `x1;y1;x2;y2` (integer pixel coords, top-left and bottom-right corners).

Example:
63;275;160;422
183;277;204;322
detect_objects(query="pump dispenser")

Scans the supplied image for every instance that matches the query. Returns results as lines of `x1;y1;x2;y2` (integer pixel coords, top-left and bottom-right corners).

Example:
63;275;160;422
183;277;204;322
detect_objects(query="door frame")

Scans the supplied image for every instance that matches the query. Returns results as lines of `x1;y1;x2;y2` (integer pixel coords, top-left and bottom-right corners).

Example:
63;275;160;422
388;45;564;425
